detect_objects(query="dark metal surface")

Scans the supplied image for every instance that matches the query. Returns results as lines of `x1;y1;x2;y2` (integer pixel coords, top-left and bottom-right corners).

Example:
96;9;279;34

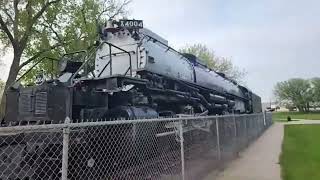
34;92;48;115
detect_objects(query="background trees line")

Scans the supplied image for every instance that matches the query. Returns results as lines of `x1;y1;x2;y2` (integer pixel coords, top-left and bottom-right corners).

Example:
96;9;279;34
274;78;320;112
0;0;244;118
179;44;246;83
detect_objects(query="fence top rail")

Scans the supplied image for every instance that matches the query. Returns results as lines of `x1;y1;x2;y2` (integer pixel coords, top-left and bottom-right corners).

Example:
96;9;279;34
0;112;270;134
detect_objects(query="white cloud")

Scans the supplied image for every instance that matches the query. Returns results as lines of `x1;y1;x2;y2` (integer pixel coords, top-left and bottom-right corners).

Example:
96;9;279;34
0;51;12;81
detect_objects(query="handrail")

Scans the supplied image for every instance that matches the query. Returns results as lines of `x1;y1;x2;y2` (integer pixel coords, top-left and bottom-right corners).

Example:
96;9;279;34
98;60;111;77
12;50;88;87
14;57;59;84
70;41;132;84
107;42;132;76
70;46;98;85
94;42;132;78
142;34;186;58
62;50;87;59
99;51;134;59
124;67;131;76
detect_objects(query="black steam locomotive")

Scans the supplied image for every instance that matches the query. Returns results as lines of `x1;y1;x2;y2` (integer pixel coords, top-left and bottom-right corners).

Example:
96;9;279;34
1;19;262;179
3;19;261;125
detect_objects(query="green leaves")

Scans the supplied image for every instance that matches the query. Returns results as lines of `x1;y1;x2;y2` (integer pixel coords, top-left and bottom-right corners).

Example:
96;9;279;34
179;44;246;82
311;78;320;106
5;0;130;83
274;78;316;112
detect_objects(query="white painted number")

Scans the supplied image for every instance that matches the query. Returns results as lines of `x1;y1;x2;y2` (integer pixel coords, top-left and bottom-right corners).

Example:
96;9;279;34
120;20;143;28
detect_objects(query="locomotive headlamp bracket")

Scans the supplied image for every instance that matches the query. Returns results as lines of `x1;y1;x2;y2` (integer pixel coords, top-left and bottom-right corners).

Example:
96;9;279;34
58;59;83;74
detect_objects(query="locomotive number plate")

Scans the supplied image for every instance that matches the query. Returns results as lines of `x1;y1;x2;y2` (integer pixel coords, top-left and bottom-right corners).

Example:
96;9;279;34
119;20;143;29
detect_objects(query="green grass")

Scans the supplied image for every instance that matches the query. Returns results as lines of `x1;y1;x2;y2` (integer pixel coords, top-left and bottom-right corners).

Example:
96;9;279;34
281;125;320;180
273;111;320;121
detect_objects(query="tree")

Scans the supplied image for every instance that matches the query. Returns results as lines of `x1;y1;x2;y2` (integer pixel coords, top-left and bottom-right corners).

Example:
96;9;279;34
0;80;4;102
0;0;63;90
274;78;312;112
0;0;63;118
179;44;246;82
21;0;130;83
311;77;320;102
0;0;130;118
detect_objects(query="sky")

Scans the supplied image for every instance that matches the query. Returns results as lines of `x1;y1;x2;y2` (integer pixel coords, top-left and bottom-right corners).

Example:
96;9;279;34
1;0;320;102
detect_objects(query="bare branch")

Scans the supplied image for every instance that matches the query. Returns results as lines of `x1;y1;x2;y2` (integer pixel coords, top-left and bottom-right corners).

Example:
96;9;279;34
0;14;14;44
81;6;88;26
32;0;61;24
25;1;32;15
2;8;14;23
97;6;114;20
20;0;62;48
42;19;64;44
108;0;131;19
13;0;19;38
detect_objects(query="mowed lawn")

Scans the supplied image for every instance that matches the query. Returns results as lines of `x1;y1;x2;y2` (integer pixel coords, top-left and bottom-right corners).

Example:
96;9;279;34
281;125;320;180
273;111;320;121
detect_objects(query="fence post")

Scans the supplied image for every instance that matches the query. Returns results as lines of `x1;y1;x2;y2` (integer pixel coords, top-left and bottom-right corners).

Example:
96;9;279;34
62;117;71;180
233;113;237;137
255;115;258;138
263;111;266;126
179;120;185;180
215;116;221;160
244;116;248;145
259;114;262;134
232;113;238;151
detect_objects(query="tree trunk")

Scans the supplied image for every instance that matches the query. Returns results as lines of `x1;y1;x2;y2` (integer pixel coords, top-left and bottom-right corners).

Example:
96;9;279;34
297;106;304;112
0;50;22;120
307;103;310;112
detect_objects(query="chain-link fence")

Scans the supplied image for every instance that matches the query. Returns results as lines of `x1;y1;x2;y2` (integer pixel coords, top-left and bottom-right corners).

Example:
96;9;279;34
0;112;272;180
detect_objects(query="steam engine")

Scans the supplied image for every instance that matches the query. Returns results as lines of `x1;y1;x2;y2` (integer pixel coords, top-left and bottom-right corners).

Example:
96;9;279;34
4;19;261;125
0;19;262;179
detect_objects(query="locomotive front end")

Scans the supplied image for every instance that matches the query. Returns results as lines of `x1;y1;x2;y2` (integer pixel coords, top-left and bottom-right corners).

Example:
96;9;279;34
8;82;68;125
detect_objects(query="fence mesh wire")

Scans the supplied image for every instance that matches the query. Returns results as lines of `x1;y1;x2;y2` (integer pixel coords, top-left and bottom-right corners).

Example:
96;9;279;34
0;129;63;180
0;113;272;180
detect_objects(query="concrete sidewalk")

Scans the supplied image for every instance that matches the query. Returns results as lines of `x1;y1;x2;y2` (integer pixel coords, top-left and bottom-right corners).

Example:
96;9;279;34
203;123;284;180
284;119;320;124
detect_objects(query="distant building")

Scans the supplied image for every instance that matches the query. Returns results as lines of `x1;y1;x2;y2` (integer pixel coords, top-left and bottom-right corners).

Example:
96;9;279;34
262;102;286;112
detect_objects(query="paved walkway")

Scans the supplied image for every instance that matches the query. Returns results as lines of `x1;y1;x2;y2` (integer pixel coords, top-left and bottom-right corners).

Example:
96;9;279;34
203;123;284;180
203;120;320;180
283;119;320;124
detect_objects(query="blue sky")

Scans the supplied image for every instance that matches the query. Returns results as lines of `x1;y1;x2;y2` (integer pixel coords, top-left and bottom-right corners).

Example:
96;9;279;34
1;0;320;102
128;0;320;102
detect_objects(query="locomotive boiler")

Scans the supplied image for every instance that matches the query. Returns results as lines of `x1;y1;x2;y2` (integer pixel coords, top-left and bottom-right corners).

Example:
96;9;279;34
1;19;262;179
